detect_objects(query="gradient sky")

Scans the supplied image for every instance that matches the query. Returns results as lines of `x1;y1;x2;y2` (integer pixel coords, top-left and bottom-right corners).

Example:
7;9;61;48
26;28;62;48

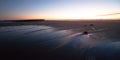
0;0;120;20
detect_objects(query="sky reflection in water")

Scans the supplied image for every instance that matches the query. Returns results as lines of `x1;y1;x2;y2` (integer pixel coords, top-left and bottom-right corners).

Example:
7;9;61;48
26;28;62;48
0;25;120;60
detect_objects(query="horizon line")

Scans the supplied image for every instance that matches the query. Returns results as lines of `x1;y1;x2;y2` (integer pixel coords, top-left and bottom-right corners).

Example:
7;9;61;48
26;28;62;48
0;18;120;21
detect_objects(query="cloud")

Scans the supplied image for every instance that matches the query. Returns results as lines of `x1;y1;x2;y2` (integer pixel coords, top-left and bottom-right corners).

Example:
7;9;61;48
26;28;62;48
99;13;120;16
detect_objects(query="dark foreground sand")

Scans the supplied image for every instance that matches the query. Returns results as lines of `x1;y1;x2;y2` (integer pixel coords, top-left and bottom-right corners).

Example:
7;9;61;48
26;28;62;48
0;20;120;60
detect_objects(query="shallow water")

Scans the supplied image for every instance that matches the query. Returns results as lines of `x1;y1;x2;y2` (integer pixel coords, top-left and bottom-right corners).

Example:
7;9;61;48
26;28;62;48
0;25;120;60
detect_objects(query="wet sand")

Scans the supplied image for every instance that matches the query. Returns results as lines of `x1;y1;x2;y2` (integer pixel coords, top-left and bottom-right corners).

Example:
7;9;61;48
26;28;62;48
0;20;120;60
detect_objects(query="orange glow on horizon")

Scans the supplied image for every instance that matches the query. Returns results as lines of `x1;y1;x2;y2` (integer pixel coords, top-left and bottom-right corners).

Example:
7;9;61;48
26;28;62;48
2;11;120;20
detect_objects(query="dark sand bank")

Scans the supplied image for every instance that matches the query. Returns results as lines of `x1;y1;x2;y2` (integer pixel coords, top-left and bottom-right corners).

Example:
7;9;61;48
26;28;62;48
0;20;120;28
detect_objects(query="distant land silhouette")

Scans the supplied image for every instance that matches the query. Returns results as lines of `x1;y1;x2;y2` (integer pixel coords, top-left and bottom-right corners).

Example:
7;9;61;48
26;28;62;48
0;19;45;22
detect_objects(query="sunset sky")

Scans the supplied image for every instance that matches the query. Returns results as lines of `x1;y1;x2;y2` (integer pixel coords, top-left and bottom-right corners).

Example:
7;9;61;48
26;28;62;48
0;0;120;20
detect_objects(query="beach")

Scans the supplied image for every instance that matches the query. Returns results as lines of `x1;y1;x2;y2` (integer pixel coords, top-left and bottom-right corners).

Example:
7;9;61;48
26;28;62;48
0;20;120;60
